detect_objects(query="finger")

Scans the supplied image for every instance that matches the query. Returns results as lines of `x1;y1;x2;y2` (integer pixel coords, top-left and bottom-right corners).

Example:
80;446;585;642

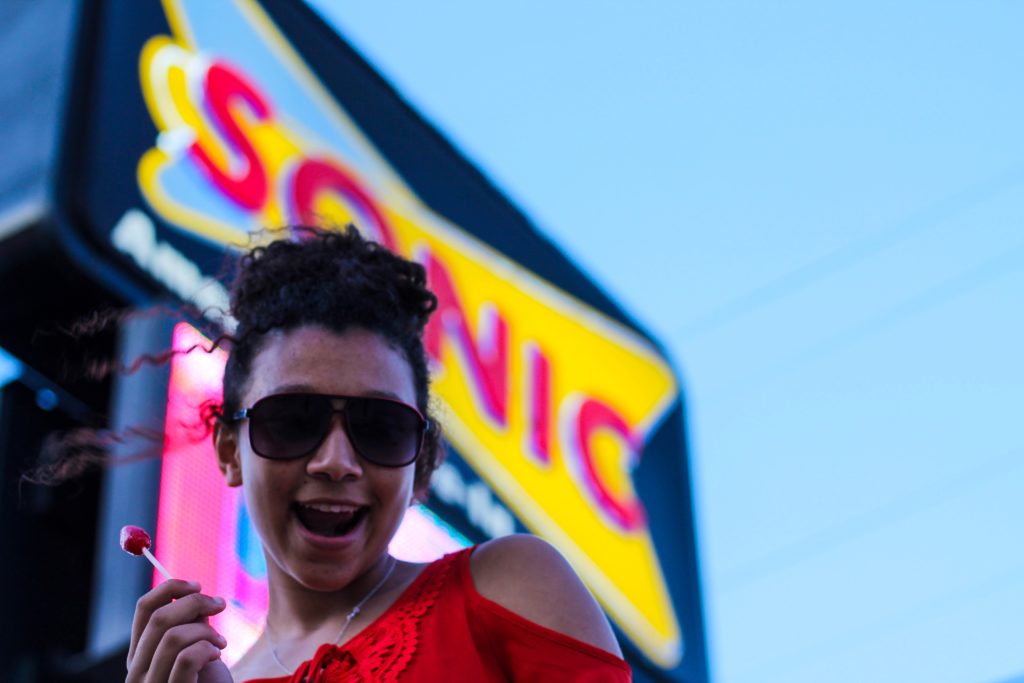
129;580;201;666
147;622;227;683
168;640;222;683
131;594;226;677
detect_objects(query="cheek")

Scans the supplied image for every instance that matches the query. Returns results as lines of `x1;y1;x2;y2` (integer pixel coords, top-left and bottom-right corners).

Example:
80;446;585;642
240;457;288;522
388;469;417;509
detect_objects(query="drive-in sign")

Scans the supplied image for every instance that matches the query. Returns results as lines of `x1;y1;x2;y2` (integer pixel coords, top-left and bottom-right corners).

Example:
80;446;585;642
55;0;708;677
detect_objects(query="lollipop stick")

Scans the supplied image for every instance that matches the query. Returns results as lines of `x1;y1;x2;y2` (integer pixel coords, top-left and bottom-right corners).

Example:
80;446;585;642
141;546;174;580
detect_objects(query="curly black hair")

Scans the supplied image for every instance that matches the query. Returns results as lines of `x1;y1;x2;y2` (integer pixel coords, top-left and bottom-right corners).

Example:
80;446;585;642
217;226;443;492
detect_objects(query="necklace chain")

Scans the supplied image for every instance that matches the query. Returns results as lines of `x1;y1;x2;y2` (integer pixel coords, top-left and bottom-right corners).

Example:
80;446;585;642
266;555;397;675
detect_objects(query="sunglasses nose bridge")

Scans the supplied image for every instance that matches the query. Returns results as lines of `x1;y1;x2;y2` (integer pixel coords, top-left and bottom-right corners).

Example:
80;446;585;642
305;408;363;479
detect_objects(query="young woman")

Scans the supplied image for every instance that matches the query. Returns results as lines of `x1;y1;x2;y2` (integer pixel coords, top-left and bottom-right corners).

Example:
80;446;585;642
124;229;631;682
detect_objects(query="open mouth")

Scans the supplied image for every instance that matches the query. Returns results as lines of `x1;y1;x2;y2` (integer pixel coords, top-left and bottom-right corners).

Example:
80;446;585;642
293;503;368;538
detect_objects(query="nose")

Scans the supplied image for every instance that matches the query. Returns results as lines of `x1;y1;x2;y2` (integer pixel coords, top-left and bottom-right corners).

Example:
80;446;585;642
305;414;363;481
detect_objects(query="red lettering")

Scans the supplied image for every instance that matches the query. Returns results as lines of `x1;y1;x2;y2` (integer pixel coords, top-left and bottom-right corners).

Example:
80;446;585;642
569;397;645;531
288;158;396;250
422;250;509;428
524;343;552;465
190;61;270;211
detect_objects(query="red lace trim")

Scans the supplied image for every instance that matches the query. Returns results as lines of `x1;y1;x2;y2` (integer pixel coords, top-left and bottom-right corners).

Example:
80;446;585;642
283;551;458;683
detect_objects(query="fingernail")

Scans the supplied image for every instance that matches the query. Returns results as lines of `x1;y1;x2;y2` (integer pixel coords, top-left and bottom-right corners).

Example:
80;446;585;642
212;596;226;607
216;634;227;648
187;581;201;590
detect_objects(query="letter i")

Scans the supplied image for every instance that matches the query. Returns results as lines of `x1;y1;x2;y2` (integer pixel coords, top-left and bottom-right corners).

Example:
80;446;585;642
524;343;552;465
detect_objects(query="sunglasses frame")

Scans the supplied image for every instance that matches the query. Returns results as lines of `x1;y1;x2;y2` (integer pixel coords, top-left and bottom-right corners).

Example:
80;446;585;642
231;392;429;467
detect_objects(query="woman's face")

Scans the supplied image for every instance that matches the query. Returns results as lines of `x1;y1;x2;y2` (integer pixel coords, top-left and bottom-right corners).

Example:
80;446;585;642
216;325;418;592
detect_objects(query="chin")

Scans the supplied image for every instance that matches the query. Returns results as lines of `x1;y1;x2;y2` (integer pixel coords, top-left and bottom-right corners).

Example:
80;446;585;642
297;570;358;593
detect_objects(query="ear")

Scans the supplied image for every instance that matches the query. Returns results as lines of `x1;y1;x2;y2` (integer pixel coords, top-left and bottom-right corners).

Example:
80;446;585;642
214;421;243;487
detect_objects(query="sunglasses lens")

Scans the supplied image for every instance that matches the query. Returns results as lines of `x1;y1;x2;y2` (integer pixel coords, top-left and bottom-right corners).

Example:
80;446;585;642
245;394;424;465
345;398;424;467
249;394;331;459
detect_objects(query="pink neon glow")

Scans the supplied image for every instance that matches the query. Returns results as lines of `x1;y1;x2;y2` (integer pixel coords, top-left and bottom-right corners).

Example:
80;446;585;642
155;323;262;665
155;322;469;665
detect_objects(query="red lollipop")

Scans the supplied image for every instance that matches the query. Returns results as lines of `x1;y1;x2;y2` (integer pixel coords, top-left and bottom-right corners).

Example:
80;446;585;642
120;525;151;556
119;525;173;579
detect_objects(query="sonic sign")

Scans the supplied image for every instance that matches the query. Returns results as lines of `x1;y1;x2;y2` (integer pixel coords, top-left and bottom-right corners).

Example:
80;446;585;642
56;0;707;676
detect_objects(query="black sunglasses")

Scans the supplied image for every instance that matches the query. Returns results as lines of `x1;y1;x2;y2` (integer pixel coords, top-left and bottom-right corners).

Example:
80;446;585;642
232;393;428;467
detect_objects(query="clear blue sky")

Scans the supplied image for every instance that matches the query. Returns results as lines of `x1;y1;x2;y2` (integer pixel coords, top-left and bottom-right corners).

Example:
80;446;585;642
308;3;1024;682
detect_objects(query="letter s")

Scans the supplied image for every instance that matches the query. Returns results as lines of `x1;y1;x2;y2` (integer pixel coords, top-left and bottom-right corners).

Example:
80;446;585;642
189;61;270;211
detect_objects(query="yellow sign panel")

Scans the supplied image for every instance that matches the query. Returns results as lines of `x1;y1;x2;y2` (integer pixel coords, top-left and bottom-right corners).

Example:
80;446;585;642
138;0;683;665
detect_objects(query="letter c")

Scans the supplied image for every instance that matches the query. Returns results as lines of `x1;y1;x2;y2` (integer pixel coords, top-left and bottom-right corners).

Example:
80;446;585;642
567;397;646;531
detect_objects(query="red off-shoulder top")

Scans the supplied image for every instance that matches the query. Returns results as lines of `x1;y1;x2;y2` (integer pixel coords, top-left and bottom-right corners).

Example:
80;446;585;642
241;546;631;682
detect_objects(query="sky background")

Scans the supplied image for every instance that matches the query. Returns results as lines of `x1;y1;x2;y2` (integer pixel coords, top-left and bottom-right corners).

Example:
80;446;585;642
306;4;1024;683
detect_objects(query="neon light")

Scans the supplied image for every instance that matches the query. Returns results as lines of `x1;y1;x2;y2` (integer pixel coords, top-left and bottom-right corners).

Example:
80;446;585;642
190;61;271;211
564;396;645;532
288;157;396;249
138;0;684;663
390;504;472;563
0;347;22;389
423;249;510;428
523;343;552;465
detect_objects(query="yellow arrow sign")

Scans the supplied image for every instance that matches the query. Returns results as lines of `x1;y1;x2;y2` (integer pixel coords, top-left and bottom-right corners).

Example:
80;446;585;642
137;0;683;666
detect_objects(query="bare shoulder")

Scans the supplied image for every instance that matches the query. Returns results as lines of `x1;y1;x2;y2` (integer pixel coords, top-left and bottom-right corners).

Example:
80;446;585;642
470;534;622;657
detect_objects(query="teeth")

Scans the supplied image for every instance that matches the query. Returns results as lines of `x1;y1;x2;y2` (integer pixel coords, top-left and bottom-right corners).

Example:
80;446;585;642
301;503;355;514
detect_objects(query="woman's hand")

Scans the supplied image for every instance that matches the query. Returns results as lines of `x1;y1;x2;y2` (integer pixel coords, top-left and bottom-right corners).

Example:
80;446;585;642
126;579;234;683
